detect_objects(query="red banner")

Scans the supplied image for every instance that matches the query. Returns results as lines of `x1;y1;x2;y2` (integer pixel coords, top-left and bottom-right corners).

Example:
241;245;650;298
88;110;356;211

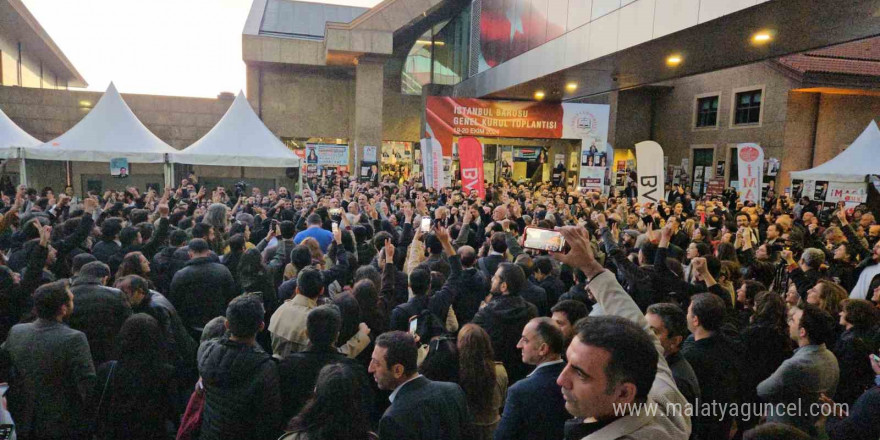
458;137;485;198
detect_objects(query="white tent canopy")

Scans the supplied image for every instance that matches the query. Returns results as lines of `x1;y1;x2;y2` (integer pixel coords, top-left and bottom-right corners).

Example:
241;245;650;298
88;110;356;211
24;82;176;163
0;106;41;158
790;120;880;183
170;92;300;168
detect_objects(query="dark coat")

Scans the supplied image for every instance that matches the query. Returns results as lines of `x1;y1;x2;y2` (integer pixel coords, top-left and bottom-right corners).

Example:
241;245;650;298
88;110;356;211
197;336;283;440
68;279;133;366
520;281;549;317
451;266;488;324
537;275;566;310
3;319;96;440
133;291;198;367
378;376;472;440
826;385;880;440
477;254;505;279
739;323;792;406
151;245;188;294
833;327;878;405
90;360;178;440
277;346;372;420
471;295;538;384
494;362;567;440
681;333;743;440
169;256;238;335
91;239;121;265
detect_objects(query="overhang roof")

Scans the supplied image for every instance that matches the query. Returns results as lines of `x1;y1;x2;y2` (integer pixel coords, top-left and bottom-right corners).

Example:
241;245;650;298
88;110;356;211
0;0;87;87
776;37;880;77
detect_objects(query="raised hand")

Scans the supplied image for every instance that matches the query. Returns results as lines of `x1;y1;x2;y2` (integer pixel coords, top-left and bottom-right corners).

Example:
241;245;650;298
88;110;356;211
551;226;603;278
384;238;395;263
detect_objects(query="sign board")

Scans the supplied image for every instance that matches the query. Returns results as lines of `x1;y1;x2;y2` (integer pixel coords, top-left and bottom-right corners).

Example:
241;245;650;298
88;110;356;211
826;182;867;203
305;144;349;166
736;143;764;204
110;158;129;178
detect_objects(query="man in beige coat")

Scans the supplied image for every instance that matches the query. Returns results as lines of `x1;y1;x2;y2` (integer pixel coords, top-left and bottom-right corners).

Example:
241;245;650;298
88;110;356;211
553;226;691;440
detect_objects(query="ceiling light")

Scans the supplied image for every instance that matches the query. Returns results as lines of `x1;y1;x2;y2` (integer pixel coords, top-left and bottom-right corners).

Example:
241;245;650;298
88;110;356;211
565;82;577;91
666;54;682;66
534;91;545;100
752;31;773;44
79;100;91;107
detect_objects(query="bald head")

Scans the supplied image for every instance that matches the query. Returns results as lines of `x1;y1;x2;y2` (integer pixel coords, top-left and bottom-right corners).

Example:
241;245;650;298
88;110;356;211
458;245;476;267
493;205;508;221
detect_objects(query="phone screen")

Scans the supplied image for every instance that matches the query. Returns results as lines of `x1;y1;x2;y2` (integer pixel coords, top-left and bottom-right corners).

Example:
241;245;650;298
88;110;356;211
409;317;418;335
523;228;566;252
332;222;339;232
420;217;431;232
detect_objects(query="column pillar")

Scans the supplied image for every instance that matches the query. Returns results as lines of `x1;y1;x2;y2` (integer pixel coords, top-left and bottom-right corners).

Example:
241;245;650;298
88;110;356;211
779;91;820;188
352;55;386;171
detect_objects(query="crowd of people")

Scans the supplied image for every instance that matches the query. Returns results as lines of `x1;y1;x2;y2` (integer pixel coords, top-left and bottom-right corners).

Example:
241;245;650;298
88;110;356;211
0;171;879;440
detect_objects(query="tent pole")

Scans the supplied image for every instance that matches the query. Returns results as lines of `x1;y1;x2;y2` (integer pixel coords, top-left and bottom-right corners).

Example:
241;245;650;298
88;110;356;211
18;147;27;188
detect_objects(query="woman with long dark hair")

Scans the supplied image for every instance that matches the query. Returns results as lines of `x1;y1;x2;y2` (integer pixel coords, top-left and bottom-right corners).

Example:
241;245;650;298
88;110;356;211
114;251;153;288
281;363;376;440
238;247;277;352
457;323;508;440
90;314;178;440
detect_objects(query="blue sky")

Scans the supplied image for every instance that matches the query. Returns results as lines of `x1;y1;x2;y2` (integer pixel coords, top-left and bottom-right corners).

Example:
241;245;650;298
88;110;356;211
23;0;381;98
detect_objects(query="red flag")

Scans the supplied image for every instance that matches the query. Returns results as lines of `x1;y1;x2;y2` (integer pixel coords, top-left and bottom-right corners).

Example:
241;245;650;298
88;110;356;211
458;137;485;199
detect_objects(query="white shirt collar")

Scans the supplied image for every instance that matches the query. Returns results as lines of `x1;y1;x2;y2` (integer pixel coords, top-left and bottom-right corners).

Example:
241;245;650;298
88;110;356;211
389;374;422;403
488;250;504;257
527;359;564;377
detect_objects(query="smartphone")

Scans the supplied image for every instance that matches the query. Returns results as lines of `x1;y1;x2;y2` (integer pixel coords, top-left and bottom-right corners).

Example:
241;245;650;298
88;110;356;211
523;227;566;252
408;316;418;335
332;222;339;233
420;217;431;232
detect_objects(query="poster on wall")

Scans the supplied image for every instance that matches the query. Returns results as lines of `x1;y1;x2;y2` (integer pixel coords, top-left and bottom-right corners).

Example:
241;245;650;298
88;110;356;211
764;158;780;177
442;157;453;188
813;181;829;201
363;146;377;163
305;144;349;166
578;167;605;193
736;143;764;204
110;158;129;178
716;161;725;177
500;150;513;180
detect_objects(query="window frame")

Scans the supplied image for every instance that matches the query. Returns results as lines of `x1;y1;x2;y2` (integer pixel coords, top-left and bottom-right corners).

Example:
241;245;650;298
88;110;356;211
692;92;721;131
729;85;766;128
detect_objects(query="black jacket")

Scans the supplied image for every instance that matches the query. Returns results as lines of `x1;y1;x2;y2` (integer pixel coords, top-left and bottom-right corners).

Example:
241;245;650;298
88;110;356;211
68;279;133;366
92;239;121;265
197;336;283;440
494;362;567;440
151;246;188;294
90;360;178;440
681;333;743;440
833;327;878;405
476;254;505;279
471;294;538;384
169;256;238;335
451;266;488;324
378;376;472;440
520;280;549;317
133;291;198;368
277;346;372;420
537;275;566;310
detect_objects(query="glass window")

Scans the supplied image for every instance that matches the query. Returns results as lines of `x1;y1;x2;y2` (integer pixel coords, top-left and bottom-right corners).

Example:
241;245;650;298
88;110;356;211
734;90;762;125
695;96;718;128
401;7;471;95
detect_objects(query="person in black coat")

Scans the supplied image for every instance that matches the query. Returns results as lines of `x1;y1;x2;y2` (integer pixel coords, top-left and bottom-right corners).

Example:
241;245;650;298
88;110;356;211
476;233;508;279
472;263;539;384
513;255;549;317
90;314;178;440
451;245;488;325
115;274;197;373
533;256;566;309
494;318;568;440
833;298;879;405
68;261;133;366
168;238;238;339
150;229;189;294
368;331;472;440
277;305;372;420
92;218;123;265
198;295;283;440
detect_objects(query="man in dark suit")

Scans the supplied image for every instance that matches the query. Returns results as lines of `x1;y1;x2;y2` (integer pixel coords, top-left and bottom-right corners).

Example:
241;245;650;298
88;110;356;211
477;232;509;278
68;261;132;366
494;317;568;440
369;331;471;440
3;280;96;440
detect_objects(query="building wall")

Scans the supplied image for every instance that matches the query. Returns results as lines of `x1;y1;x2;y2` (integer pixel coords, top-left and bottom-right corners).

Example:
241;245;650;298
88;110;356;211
649;61;799;182
247;62;424;143
812;93;880;167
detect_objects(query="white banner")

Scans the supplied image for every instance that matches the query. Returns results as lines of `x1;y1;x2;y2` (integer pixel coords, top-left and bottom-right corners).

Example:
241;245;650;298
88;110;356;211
578;167;605;193
826;181;868;203
442;157;453;188
736;143;764;204
635;141;665;205
305;143;349;166
420;138;444;190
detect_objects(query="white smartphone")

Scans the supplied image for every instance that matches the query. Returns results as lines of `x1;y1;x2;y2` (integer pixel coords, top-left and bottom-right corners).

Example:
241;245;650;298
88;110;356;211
420;217;431;232
523;227;566;252
331;222;339;233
